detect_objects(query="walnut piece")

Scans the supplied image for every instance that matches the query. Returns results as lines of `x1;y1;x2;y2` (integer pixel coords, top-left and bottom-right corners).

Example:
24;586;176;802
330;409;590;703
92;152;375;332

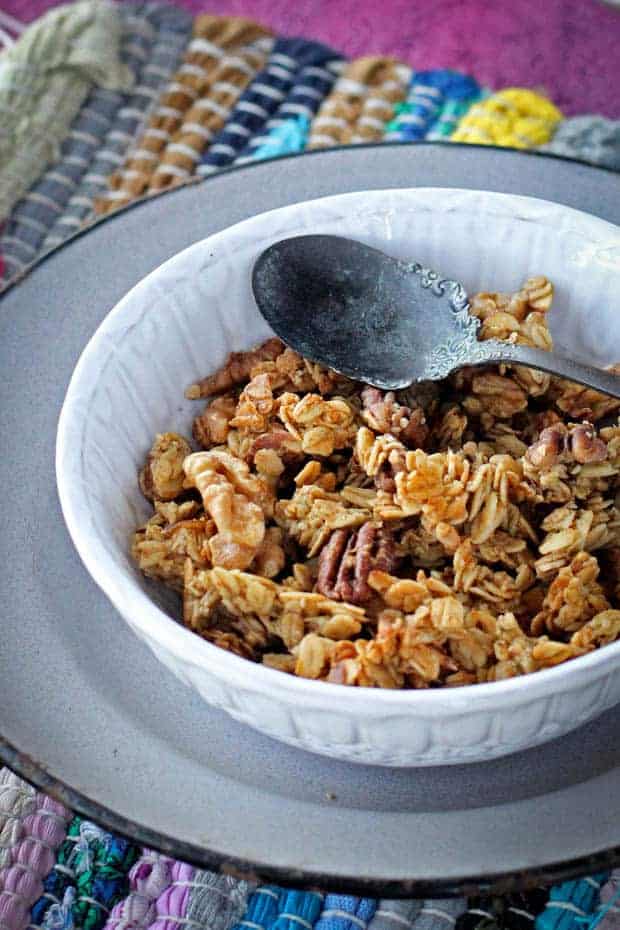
185;338;284;398
193;394;237;448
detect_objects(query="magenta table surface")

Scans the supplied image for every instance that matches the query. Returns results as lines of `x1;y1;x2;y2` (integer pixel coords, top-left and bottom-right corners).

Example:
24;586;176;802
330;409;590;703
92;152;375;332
4;0;620;119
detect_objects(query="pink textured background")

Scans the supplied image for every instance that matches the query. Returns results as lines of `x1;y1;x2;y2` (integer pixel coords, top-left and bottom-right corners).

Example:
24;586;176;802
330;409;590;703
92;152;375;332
3;0;620;117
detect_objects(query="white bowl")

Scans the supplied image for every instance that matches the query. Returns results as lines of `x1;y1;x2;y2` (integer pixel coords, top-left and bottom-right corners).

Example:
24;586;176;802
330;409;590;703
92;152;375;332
56;188;620;767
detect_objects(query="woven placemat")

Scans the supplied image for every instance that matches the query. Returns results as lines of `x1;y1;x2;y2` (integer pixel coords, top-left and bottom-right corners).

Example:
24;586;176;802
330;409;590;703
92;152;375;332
0;0;619;289
1;4;620;925
0;770;618;930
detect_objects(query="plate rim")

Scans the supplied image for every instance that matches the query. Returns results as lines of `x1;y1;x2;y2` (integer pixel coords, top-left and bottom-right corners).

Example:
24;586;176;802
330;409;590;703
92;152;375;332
2;141;617;299
3;728;620;897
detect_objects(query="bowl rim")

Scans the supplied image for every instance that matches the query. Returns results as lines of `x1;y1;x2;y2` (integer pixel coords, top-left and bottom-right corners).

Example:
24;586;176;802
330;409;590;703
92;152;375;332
56;186;620;712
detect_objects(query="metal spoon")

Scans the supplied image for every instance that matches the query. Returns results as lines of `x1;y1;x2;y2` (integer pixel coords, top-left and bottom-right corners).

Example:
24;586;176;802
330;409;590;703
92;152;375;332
252;234;620;396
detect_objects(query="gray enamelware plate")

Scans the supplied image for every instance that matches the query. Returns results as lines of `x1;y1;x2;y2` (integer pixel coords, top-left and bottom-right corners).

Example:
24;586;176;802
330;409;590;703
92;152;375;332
1;143;619;897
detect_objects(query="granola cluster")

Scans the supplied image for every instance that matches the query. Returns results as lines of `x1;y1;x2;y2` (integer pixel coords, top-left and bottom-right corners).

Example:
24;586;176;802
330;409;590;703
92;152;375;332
131;276;620;688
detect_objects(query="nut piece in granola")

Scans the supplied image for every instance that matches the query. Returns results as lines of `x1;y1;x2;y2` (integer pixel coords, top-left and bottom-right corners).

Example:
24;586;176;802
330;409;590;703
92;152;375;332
185;338;284;398
184;450;270;570
139;433;193;501
317;523;399;604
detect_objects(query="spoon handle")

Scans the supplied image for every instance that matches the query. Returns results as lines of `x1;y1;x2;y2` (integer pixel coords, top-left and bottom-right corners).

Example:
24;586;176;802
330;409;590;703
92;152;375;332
469;340;620;400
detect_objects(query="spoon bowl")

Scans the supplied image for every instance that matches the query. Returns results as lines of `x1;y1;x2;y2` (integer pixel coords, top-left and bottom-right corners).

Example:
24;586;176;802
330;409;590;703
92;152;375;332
253;234;620;398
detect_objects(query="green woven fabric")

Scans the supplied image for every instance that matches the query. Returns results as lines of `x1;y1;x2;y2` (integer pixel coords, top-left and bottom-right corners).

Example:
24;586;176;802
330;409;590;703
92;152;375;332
0;0;133;218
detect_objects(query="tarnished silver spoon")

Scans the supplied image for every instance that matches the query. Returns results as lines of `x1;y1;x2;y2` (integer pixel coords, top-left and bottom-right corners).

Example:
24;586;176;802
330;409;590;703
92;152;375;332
252;234;620;396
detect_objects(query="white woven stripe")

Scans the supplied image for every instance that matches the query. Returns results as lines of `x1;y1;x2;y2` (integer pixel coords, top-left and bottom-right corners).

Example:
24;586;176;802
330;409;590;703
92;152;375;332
208;143;237;157
155;105;184;119
143;127;170;140
70;129;100;146
292;84;324;101
188;37;224;57
127;148;158;162
83;173;109;186
219;55;254;78
419;908;456;925
269;52;297;69
68;195;97;208
153;162;190;179
96;150;124;165
396;112;426;126
119;106;149;120
107;130;133;144
45;171;76;190
132;84;161;100
365;96;396;111
357;114;388;131
249;82;286;101
213;80;247;97
193;97;229;118
303;65;334;80
223;121;251;137
64;155;89;169
235;100;269;118
10;215;47;235
265;64;293;81
313;115;348;129
1;236;36;254
79;107;112;128
179;62;211;79
167;81;198;99
164;141;201;161
546;903;587;916
319;911;367;929
412;83;442;98
180;122;213;141
334;77;368;95
24;192;62;213
279;916;313;930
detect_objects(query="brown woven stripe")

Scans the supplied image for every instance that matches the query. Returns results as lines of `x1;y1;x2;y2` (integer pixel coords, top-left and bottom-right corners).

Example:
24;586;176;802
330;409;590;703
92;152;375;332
95;16;272;213
308;56;411;148
149;34;272;189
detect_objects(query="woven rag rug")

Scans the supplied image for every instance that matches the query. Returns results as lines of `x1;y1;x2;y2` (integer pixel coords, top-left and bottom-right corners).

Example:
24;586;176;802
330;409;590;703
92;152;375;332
2;2;620;925
0;0;619;287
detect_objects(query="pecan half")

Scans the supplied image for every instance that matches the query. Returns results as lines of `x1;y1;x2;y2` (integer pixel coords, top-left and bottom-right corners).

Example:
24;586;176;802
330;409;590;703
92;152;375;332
317;523;399;604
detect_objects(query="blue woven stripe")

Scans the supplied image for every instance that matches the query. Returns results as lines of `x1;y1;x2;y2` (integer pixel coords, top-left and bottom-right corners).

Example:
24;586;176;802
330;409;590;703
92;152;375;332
272;890;324;930
236;50;343;162
197;37;343;173
315;894;377;930
536;875;609;930
233;886;283;930
385;69;480;142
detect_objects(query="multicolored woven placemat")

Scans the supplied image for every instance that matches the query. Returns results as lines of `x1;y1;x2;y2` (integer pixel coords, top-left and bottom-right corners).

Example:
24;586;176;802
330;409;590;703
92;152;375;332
0;0;619;290
0;769;619;930
2;2;620;922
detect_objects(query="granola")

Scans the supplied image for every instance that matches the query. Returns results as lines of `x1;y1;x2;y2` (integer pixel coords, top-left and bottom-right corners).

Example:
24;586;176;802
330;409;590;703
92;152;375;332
132;275;620;688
